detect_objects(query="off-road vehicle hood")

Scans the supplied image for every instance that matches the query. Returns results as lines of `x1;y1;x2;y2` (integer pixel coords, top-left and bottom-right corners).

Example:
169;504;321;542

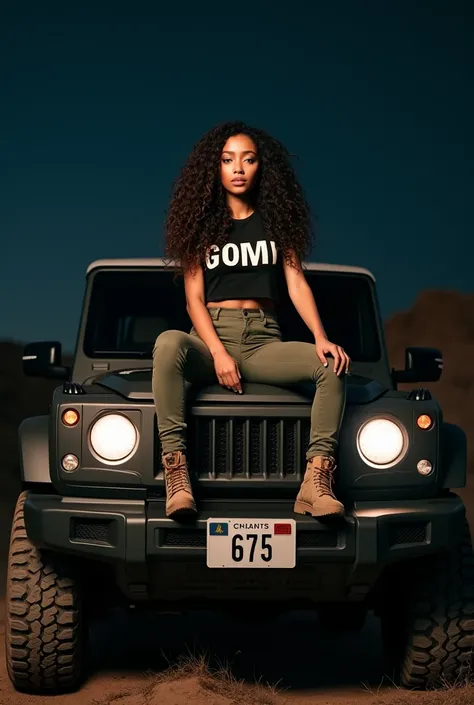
95;369;388;405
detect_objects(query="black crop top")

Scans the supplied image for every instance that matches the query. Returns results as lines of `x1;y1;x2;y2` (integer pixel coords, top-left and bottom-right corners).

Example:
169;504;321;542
203;210;283;303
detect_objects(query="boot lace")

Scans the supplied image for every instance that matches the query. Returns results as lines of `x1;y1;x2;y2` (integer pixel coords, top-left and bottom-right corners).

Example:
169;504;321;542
165;465;191;497
313;469;336;498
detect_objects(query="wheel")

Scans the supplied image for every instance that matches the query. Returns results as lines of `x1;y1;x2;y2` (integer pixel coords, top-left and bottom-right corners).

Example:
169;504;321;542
318;603;367;633
380;519;474;689
5;491;87;694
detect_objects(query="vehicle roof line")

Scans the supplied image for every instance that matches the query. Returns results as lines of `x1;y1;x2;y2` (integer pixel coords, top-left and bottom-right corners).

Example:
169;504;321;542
86;258;375;280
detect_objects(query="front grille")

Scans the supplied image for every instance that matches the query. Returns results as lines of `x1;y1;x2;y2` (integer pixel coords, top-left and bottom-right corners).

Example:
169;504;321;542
157;528;339;549
388;522;428;547
71;518;112;545
189;417;310;480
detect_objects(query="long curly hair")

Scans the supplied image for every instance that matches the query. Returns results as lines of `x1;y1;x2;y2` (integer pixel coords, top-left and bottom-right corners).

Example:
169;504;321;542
164;121;314;272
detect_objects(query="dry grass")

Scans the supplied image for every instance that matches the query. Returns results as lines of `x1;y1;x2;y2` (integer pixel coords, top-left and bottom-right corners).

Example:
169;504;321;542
138;653;474;705
139;653;474;705
89;651;474;704
140;650;282;705
362;668;474;705
367;685;474;705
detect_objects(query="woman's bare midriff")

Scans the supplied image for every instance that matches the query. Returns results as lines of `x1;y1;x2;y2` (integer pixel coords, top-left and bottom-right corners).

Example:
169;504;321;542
207;298;275;310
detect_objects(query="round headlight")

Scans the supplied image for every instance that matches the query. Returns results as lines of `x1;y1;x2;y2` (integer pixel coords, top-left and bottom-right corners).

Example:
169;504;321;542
357;418;406;467
89;414;138;463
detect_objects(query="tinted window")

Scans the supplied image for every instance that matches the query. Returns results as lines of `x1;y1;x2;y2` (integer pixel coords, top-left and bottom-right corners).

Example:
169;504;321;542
83;269;381;362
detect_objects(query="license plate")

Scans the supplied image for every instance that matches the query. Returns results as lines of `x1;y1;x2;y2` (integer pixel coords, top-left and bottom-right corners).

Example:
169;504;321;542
206;518;296;568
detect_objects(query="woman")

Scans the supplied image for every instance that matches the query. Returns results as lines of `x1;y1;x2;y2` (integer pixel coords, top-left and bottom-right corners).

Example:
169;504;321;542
153;121;350;520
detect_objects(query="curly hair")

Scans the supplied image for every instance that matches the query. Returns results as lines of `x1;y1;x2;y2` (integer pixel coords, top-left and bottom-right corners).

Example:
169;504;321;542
164;121;314;272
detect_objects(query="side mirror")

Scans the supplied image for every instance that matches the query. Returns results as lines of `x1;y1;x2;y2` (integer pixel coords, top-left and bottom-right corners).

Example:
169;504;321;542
22;341;70;380
392;346;443;384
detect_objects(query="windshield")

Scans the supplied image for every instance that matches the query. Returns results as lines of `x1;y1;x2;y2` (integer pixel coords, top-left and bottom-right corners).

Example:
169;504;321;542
83;269;382;362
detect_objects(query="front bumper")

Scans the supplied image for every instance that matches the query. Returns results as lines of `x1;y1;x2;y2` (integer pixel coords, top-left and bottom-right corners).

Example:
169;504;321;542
24;492;466;572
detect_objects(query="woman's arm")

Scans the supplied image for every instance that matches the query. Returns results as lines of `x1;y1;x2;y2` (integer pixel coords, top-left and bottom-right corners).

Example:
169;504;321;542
282;252;328;340
282;252;350;375
184;265;226;356
184;265;242;392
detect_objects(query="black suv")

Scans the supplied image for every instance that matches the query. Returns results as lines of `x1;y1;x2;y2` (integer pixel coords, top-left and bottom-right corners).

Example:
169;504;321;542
6;259;472;694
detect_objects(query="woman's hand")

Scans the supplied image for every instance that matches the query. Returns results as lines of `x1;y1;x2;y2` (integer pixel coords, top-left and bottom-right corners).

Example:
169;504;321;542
213;350;242;393
315;338;351;376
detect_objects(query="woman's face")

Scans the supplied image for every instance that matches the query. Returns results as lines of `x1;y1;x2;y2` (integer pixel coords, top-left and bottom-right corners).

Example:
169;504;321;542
220;133;259;197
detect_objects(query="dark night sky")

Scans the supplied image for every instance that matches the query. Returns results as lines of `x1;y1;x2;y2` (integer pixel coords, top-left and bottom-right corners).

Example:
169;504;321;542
2;1;471;352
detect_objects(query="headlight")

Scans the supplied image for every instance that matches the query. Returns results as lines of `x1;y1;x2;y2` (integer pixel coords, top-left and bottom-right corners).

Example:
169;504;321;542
89;413;138;463
357;417;407;468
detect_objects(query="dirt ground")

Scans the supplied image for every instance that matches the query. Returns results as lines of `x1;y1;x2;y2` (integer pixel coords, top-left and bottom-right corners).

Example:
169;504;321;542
0;600;472;705
0;486;473;705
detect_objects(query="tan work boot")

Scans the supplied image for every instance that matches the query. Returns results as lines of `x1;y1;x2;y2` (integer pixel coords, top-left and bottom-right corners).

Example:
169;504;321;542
162;451;197;518
294;455;345;518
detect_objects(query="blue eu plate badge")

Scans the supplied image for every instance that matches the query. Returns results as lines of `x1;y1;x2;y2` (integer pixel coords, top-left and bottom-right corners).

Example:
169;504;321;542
209;522;229;536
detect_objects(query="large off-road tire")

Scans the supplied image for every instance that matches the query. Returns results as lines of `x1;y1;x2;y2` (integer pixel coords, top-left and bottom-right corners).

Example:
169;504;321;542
5;491;86;694
380;518;474;689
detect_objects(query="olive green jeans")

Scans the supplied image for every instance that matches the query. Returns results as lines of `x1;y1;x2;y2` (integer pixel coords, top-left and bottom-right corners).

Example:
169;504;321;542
152;307;346;459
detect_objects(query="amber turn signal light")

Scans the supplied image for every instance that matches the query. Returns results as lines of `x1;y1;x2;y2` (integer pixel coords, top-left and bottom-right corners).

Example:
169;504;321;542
417;414;433;430
62;409;80;427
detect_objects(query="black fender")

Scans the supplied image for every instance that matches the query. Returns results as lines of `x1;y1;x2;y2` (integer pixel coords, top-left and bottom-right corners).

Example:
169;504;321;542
19;416;52;485
441;422;467;489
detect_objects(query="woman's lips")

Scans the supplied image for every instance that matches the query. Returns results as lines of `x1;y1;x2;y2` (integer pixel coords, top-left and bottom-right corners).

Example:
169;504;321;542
231;179;246;186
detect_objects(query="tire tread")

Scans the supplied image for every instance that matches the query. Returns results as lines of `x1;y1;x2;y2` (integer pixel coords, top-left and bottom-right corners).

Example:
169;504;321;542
5;491;85;694
384;520;474;689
